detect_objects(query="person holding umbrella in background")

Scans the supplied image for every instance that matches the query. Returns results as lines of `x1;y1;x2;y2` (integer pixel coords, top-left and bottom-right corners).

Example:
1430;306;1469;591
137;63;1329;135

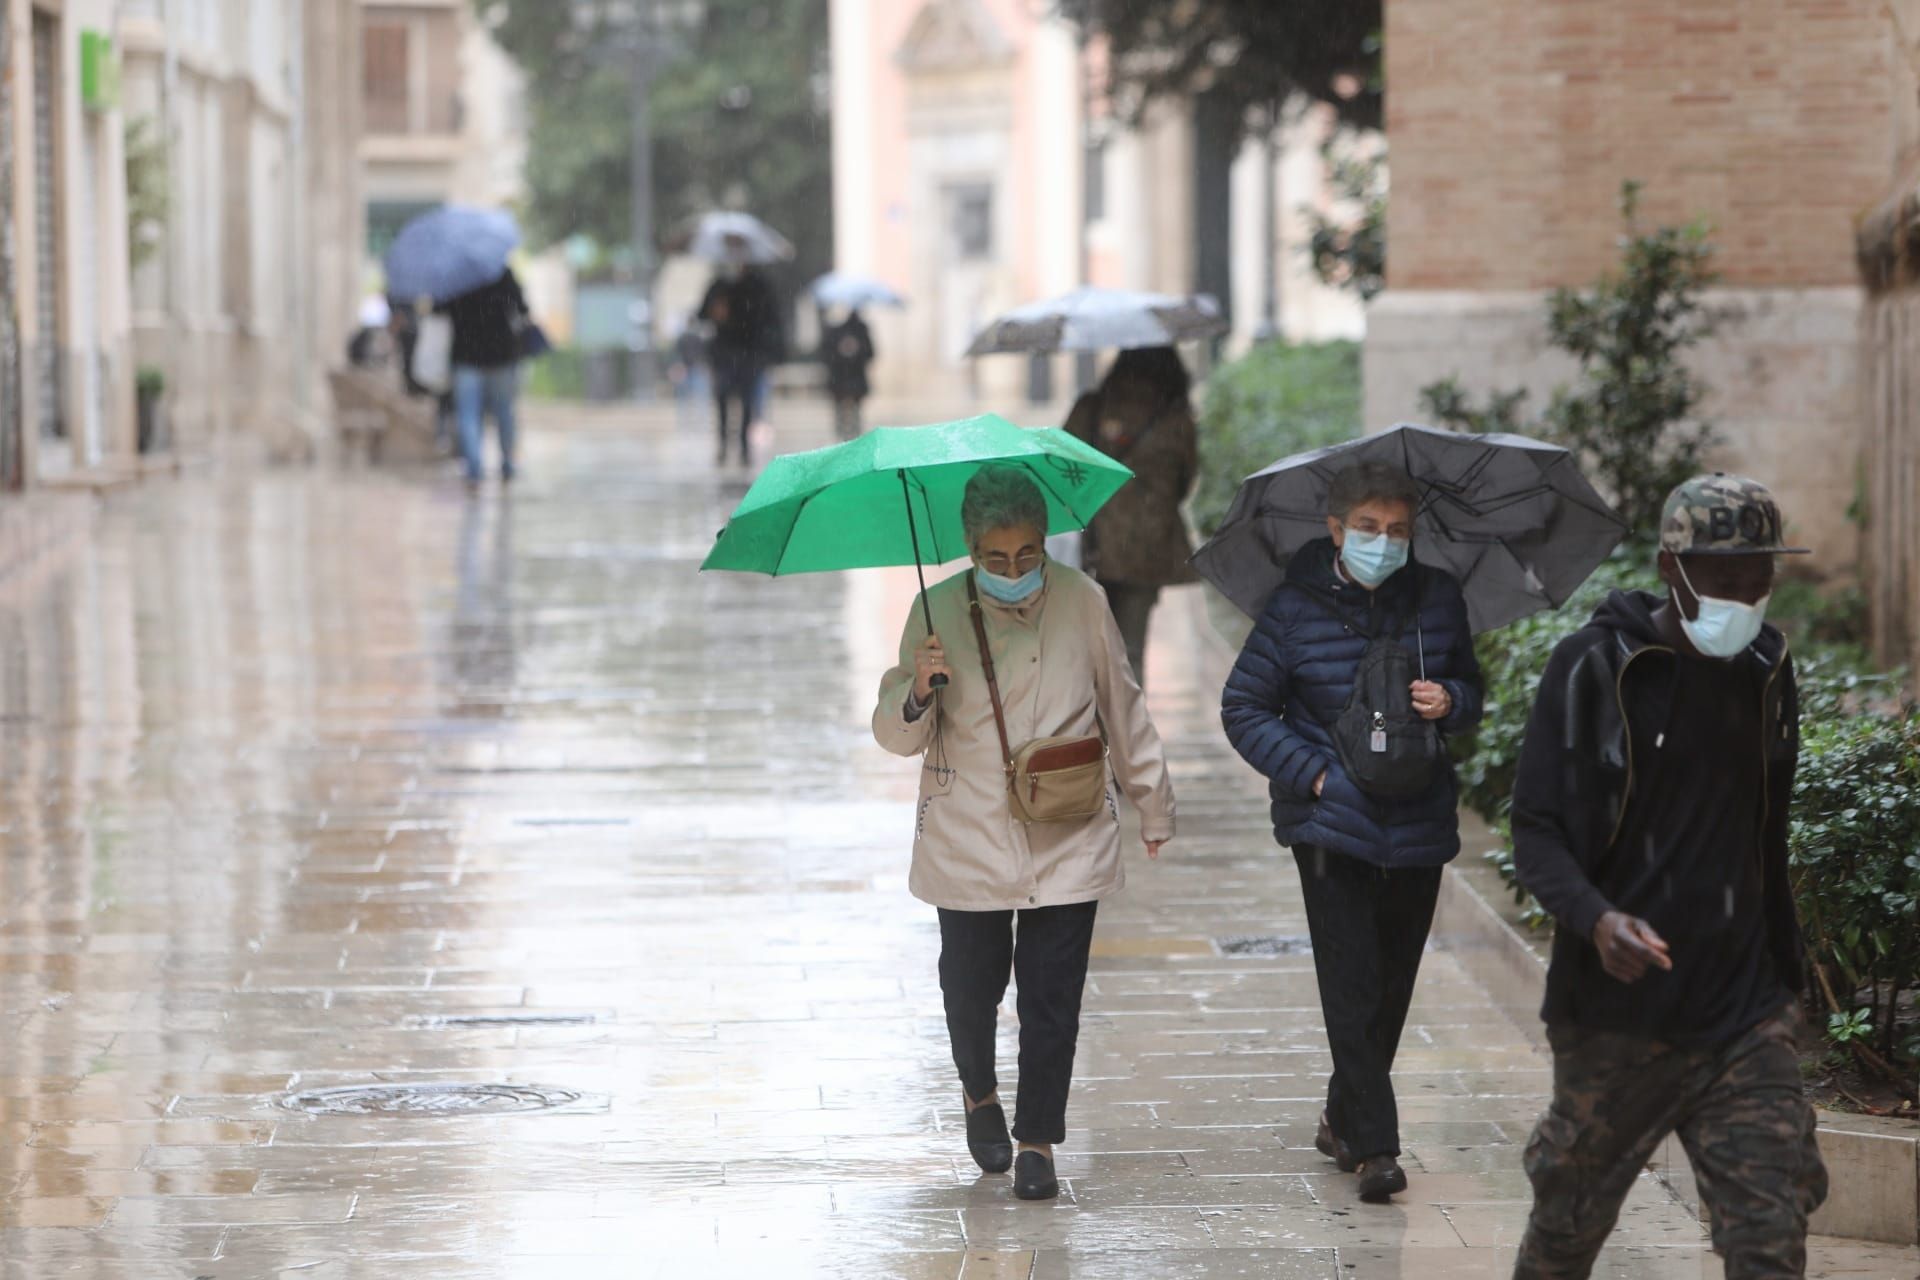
967;287;1224;685
694;215;791;467
443;266;532;491
1063;346;1200;685
811;272;905;442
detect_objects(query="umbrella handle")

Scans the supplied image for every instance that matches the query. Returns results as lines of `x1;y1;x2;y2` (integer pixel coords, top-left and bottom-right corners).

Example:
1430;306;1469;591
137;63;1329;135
900;468;950;693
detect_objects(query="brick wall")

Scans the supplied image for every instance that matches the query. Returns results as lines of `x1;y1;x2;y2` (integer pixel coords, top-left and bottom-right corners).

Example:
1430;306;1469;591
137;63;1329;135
1387;0;1897;290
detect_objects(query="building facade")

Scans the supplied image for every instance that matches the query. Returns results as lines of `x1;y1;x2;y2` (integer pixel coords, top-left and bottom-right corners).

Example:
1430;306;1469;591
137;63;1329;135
829;0;1364;406
0;0;367;488
1373;0;1894;568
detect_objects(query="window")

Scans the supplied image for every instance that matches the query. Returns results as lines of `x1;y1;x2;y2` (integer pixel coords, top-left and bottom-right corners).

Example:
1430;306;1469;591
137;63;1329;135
363;20;410;135
948;184;993;261
1084;137;1107;224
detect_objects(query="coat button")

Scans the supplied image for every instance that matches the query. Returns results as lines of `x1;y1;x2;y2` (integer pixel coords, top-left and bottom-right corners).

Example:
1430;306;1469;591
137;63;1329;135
1028;896;1036;904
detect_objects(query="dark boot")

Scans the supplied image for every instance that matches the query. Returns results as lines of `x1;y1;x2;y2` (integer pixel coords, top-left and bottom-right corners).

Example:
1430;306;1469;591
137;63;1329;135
1357;1155;1408;1203
1316;1111;1359;1173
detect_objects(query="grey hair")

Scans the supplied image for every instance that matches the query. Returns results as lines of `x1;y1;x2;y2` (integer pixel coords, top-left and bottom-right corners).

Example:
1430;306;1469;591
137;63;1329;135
961;465;1049;545
1327;461;1421;521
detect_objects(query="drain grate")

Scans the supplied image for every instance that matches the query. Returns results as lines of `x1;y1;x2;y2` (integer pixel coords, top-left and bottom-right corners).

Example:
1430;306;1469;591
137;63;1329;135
276;1082;591;1116
1215;934;1313;957
407;1012;603;1029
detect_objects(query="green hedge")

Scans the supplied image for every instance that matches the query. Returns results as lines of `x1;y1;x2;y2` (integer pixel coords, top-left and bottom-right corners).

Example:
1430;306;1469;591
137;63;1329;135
1192;340;1361;538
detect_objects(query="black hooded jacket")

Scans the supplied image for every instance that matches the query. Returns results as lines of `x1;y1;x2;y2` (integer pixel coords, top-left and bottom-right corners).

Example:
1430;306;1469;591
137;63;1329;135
1511;589;1805;1041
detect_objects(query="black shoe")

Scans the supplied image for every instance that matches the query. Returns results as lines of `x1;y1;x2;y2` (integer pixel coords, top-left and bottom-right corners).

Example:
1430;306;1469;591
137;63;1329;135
1316;1111;1359;1173
1357;1155;1408;1203
964;1101;1012;1174
1013;1149;1059;1201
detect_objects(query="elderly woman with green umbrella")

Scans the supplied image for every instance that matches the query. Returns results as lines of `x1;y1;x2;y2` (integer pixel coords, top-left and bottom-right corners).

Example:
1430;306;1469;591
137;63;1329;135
705;414;1177;1202
873;463;1175;1201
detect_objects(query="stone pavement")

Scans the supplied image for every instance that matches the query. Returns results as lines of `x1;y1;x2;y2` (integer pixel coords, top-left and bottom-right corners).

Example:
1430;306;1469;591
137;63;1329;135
0;400;1911;1279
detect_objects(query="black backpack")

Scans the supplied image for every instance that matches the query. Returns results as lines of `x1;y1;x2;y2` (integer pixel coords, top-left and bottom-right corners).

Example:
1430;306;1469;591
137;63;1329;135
1297;584;1444;800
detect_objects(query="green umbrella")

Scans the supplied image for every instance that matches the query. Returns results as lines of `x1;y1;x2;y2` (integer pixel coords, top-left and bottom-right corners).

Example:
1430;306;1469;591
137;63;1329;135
701;413;1134;686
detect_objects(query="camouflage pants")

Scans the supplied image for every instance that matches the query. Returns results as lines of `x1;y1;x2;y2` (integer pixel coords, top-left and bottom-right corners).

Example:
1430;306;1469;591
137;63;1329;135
1514;1008;1828;1280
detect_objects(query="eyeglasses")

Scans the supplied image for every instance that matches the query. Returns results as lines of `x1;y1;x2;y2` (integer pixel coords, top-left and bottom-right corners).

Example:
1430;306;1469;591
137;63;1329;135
979;551;1044;577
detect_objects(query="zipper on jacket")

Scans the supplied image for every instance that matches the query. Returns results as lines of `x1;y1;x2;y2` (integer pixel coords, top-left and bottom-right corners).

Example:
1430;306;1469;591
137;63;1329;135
1607;643;1674;853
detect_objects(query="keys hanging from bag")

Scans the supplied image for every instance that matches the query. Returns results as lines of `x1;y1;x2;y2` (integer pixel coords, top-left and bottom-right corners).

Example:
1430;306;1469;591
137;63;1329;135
966;576;1109;824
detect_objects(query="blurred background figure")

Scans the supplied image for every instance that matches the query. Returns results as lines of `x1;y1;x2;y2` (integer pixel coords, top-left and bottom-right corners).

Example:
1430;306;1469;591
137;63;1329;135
1063;346;1200;685
699;233;783;466
822;306;875;440
444;267;532;490
348;294;393;369
669;311;710;417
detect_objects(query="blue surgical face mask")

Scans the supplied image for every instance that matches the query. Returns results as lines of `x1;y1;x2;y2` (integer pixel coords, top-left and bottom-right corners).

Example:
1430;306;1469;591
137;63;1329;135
1339;528;1410;588
975;562;1046;604
1675;560;1770;658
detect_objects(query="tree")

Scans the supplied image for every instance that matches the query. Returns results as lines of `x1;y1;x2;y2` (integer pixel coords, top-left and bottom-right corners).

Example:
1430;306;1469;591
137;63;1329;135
1422;183;1723;542
1056;0;1382;138
474;0;832;285
1305;143;1385;302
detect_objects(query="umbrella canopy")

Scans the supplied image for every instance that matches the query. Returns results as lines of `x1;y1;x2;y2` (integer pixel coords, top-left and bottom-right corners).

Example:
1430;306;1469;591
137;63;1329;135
1192;424;1631;634
701;413;1132;577
810;272;907;310
686;211;794;265
383;205;520;305
965;287;1228;357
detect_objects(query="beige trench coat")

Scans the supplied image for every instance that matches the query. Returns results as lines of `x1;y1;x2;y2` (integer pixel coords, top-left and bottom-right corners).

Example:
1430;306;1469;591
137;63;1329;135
871;563;1177;912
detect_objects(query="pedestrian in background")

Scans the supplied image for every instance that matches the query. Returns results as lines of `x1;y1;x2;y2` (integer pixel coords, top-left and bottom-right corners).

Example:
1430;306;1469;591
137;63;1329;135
1221;461;1483;1202
699;234;782;466
872;465;1176;1203
822;306;875;440
1509;475;1827;1279
1063;346;1199;686
443;267;530;491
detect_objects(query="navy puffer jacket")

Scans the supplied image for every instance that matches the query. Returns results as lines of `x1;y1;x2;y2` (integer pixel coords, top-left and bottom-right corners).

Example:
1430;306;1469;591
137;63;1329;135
1221;538;1484;868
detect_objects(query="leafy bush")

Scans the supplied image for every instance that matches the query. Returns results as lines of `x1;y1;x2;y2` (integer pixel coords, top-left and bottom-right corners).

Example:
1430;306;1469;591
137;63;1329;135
1192;340;1361;538
1423;182;1721;544
1790;706;1920;1070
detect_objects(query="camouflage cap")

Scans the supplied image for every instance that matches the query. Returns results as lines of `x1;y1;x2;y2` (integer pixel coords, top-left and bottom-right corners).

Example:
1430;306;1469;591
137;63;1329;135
1660;473;1810;556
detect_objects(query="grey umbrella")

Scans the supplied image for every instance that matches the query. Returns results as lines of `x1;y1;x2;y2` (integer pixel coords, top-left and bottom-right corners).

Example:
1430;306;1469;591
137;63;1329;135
1192;424;1631;634
965;287;1227;356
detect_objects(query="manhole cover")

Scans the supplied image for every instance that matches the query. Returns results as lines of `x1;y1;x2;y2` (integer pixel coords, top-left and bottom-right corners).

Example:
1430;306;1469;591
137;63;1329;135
406;1012;602;1029
276;1083;589;1116
1215;934;1313;957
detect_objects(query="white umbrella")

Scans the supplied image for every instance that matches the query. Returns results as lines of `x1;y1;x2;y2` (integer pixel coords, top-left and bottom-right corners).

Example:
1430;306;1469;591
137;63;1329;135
809;272;907;309
687;211;795;265
966;286;1227;356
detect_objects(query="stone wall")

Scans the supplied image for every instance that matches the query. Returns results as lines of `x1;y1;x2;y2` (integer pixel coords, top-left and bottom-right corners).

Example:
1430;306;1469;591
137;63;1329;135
1365;287;1867;566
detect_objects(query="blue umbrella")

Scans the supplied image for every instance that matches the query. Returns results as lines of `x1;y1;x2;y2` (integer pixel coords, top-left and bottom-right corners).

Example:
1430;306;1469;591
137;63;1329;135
810;272;906;310
384;205;521;304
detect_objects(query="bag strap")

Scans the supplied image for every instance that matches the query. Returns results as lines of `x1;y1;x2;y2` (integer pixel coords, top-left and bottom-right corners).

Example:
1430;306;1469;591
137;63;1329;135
966;576;1017;784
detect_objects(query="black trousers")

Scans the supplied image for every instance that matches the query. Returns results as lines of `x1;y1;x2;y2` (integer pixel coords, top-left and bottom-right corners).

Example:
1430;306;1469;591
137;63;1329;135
1293;845;1443;1160
711;353;760;461
937;900;1099;1146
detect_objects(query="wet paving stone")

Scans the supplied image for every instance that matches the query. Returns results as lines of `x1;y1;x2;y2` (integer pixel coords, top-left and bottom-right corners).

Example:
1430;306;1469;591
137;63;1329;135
0;403;1910;1278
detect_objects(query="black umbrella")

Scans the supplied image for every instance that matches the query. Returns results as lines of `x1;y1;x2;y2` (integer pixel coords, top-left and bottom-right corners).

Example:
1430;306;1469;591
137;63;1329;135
1192;424;1631;634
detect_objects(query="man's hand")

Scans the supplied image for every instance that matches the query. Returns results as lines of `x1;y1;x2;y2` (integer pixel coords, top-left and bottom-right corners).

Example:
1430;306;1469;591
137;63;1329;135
1592;911;1673;983
1411;680;1452;722
913;634;951;701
